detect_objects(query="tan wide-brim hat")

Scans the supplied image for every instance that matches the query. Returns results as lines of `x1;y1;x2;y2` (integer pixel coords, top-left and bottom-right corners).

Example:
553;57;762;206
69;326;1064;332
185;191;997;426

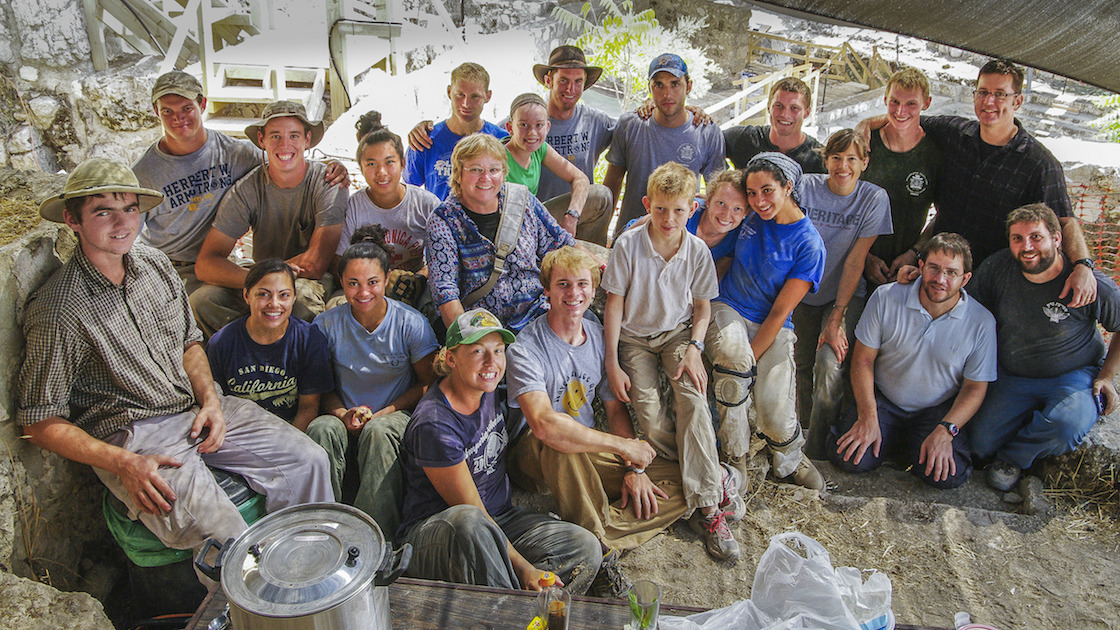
39;158;164;223
245;100;325;150
532;45;603;90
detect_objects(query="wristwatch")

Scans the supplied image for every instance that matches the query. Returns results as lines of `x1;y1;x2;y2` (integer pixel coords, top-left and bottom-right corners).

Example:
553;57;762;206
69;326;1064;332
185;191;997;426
687;339;705;353
938;421;959;437
1074;258;1095;270
564;208;581;220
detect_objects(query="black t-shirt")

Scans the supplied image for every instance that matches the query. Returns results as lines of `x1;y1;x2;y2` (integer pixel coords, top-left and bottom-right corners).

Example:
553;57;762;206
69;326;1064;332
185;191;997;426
465;208;500;243
862;128;942;264
723;125;825;174
968;250;1120;378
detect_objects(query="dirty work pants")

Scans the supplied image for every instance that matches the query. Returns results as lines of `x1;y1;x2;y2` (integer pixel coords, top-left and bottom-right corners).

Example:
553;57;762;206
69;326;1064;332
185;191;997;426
402;504;602;594
306;410;410;543
619;323;722;509
792;297;866;460
739;317;807;478
827;393;972;489
189;277;328;338
507;431;689;551
969;365;1100;470
544;184;615;247
705;302;758;460
95;394;333;584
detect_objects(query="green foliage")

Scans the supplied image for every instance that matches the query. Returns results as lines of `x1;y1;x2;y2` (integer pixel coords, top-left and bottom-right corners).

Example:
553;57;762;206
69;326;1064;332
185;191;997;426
1094;93;1120;143
551;0;718;110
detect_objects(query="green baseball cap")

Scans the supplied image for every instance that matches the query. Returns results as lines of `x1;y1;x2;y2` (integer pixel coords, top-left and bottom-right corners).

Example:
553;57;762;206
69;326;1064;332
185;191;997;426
151;71;203;104
39;158;164;223
445;308;515;348
245;100;325;149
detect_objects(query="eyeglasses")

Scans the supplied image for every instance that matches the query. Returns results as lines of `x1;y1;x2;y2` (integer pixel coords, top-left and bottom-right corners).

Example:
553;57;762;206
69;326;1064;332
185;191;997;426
972;89;1019;102
923;263;964;279
463;166;504;177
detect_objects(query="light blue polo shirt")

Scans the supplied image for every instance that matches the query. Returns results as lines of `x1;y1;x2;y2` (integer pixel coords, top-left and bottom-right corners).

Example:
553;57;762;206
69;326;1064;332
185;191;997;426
856;280;997;412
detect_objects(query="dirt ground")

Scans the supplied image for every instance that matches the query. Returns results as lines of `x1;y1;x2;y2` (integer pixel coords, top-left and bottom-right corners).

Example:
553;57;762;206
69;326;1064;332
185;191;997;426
604;460;1120;629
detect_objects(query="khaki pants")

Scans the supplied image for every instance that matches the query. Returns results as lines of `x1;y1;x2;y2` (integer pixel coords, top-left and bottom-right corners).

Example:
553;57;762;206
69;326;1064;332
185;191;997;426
745;320;806;477
544;184;614;246
705;302;758;460
619;324;722;509
507;431;689;551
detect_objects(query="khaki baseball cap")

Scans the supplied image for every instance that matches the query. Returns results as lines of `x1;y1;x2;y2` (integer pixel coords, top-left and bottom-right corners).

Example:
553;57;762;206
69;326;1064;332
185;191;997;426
151;71;203;104
39;158;164;223
244;100;325;149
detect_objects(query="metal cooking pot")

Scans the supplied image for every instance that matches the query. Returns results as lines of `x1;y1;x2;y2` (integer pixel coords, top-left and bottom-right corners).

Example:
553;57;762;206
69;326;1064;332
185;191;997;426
196;503;411;629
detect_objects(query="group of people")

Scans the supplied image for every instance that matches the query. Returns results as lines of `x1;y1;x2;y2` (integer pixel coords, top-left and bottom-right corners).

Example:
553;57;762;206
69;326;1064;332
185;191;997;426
16;41;1120;603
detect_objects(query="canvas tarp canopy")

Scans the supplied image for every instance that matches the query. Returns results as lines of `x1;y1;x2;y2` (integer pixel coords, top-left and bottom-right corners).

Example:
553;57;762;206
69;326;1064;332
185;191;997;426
748;0;1120;94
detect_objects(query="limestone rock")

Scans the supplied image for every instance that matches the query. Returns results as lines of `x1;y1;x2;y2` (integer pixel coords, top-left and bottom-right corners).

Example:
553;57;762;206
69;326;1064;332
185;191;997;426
9;152;40;172
77;71;160;133
10;0;91;69
18;66;38;83
0;571;113;630
7;126;34;154
27;96;61;130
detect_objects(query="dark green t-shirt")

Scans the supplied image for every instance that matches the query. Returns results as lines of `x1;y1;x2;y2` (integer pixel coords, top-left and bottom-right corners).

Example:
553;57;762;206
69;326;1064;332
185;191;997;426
862;128;941;263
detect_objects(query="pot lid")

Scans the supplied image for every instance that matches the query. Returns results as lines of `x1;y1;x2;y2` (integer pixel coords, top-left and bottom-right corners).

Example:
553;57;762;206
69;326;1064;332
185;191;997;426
221;503;386;616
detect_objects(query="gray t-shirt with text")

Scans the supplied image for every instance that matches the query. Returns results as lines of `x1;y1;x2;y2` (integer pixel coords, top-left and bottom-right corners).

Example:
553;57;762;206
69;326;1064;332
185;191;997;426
338;183;439;272
133;131;260;262
538;103;617;200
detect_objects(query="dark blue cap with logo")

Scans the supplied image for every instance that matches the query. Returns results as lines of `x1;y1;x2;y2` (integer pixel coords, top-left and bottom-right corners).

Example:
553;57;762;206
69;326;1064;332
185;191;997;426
648;53;688;79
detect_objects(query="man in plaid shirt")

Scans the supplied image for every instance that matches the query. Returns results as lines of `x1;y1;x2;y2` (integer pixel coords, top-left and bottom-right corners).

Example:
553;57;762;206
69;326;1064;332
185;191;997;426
18;159;332;583
861;59;1098;309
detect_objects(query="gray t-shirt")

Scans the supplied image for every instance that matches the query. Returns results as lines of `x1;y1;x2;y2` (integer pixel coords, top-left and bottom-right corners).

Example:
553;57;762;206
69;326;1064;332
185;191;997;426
505;314;616;436
213;160;347;262
857;280;997;412
538;104;617;200
606;111;726;229
799;176;893;307
338;183;439;272
968;251;1120;378
133;131;261;262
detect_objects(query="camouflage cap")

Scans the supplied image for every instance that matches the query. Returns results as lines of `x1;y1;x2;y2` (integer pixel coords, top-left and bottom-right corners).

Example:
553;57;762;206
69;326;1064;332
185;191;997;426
151;71;203;104
244;100;325;149
39;158;164;223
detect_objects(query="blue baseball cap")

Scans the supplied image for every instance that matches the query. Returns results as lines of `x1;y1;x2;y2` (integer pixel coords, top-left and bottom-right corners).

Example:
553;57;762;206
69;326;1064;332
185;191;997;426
648;53;688;79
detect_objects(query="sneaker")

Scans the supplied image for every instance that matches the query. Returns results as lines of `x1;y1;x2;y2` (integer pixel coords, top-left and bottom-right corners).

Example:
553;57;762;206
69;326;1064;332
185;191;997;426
689;510;740;561
589;548;632;599
718;463;747;523
782;457;825;490
986;460;1022;492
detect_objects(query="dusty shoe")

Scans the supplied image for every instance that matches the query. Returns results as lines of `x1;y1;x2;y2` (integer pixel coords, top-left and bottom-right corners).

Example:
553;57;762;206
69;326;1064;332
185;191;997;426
718;463;747;523
986;460;1022;492
782;457;825;490
689;510;740;562
589;549;632;599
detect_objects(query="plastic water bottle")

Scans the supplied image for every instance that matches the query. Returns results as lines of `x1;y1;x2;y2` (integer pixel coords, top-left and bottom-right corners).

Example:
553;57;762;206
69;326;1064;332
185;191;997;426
538;572;570;630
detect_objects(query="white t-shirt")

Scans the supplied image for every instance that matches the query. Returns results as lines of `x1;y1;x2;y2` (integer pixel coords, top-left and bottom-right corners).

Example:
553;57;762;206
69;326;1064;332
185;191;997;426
338;183;439;272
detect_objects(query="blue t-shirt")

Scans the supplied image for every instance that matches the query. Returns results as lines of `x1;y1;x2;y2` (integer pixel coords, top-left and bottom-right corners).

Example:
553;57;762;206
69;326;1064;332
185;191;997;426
404;120;507;201
207;316;335;423
398;385;512;539
717;213;826;329
312;299;440;412
687;200;739;261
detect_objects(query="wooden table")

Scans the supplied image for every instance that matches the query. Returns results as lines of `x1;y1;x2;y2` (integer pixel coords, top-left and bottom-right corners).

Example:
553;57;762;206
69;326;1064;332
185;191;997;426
187;577;947;629
187;577;706;629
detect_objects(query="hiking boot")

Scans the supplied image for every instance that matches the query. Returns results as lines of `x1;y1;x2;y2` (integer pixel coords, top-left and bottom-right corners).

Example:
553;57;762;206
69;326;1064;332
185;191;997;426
781;457;825;490
986;460;1022;492
718;462;747;523
689;510;740;562
589;548;632;598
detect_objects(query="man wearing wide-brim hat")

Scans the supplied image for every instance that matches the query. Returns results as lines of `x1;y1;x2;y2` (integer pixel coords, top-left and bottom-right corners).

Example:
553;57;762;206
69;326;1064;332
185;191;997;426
193;99;348;337
19;158;333;585
133;72;348;301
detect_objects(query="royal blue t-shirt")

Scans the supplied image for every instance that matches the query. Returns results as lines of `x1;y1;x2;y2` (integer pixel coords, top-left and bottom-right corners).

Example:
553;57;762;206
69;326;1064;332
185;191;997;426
207;316;335;422
404;120;508;201
688;200;740;262
397;384;512;539
717;213;826;329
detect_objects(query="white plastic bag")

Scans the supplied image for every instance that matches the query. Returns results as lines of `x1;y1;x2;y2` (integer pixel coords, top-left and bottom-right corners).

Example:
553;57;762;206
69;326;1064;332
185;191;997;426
752;532;893;630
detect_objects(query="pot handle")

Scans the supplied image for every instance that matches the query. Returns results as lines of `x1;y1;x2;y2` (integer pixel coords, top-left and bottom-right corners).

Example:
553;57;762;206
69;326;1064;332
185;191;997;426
195;537;234;582
373;542;412;587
